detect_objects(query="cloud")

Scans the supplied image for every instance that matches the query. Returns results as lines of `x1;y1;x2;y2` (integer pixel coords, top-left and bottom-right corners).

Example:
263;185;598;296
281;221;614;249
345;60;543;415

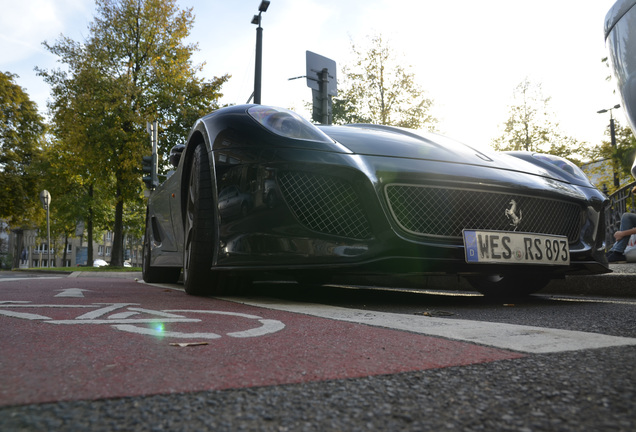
0;0;64;63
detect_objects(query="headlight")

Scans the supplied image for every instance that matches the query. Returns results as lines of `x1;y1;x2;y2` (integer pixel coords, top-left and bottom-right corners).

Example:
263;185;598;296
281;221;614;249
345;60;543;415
532;153;589;182
248;106;333;143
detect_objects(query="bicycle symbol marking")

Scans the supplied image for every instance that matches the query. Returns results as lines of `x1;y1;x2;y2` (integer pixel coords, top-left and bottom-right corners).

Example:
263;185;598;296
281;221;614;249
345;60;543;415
0;301;285;339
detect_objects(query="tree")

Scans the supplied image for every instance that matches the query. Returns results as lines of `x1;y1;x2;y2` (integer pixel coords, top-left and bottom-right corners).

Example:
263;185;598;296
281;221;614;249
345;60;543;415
612;123;636;179
37;41;124;266
583;120;636;192
0;72;46;226
492;78;585;162
39;0;229;266
36;134;113;266
332;34;437;130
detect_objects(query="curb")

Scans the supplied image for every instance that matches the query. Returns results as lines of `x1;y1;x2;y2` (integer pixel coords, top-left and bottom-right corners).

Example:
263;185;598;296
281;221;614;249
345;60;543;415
542;276;635;298
68;271;142;279
8;266;636;298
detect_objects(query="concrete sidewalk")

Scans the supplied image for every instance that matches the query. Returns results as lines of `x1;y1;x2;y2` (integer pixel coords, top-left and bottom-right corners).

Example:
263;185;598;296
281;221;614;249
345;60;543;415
542;263;636;298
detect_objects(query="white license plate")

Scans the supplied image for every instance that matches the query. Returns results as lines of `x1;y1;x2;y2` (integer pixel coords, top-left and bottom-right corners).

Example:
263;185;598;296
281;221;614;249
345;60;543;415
463;230;570;265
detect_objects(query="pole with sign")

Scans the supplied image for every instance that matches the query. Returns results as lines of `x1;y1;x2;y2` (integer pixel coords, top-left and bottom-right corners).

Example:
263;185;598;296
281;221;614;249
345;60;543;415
306;51;337;125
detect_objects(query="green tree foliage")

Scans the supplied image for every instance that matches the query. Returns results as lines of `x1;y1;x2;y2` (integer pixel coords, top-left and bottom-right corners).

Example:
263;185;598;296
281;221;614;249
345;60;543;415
332;34;437;130
0;72;46;226
583;120;636;192
36;137;112;265
612;123;636;178
38;0;229;266
492;78;585;162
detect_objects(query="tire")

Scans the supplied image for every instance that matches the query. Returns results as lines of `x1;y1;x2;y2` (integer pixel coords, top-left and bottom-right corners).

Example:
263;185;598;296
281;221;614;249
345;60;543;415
182;144;252;296
142;214;181;284
466;273;549;298
183;144;217;295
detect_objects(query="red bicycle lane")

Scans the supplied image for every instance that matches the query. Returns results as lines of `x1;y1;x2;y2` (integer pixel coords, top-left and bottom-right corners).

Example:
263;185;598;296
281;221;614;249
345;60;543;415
0;277;524;407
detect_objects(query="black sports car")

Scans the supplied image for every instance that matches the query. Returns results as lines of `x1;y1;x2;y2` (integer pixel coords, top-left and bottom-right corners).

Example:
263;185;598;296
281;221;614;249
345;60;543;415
142;104;609;296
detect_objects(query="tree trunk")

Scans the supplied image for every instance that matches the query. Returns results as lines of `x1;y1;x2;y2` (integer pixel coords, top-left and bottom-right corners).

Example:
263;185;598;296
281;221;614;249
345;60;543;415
63;234;68;266
12;229;24;269
110;188;125;267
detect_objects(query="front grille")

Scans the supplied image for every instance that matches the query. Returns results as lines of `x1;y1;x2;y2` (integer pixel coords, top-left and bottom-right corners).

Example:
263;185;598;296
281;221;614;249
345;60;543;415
278;171;372;239
385;184;582;242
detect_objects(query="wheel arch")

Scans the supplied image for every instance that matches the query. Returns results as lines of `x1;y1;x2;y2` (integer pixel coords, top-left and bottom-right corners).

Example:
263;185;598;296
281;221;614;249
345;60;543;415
179;125;222;269
180;124;215;226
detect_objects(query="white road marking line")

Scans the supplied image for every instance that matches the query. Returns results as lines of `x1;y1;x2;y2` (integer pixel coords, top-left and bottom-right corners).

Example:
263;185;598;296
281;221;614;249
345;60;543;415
0;296;287;340
46;318;200;324
166;309;264;320
223;297;636;354
0;310;52;320
55;288;89;298
75;303;139;320
165;310;287;338
227;319;287;338
111;324;222;339
0;277;62;283
0;304;98;308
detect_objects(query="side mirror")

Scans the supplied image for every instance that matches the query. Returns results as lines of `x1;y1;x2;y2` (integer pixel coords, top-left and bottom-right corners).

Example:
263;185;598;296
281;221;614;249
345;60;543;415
169;144;185;168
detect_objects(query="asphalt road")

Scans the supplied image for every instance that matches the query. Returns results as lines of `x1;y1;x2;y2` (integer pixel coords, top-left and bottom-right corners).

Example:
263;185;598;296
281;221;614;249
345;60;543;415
1;267;635;431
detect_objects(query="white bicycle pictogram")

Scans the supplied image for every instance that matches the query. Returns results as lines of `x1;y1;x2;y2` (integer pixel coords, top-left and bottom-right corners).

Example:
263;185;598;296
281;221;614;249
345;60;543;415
0;301;285;339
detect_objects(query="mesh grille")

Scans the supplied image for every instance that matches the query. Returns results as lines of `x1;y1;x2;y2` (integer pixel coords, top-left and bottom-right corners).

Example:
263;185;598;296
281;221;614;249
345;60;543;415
278;171;372;239
385;184;582;242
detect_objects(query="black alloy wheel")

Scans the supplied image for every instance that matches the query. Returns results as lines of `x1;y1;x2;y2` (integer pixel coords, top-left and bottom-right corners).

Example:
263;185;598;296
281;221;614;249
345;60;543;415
183;143;219;295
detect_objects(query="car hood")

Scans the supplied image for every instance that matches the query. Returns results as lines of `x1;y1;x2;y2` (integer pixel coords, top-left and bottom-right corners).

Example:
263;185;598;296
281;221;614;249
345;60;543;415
319;124;580;185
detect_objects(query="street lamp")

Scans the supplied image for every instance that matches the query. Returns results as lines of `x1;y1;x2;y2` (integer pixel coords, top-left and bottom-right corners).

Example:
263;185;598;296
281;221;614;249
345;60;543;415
251;0;270;105
597;104;622;188
39;190;51;268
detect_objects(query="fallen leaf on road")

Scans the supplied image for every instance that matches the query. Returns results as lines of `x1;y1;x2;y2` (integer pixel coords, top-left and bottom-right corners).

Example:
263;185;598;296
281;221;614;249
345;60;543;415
415;310;454;317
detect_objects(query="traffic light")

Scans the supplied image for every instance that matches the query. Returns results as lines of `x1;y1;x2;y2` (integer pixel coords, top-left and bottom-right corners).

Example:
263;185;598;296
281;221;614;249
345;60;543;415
142;155;155;189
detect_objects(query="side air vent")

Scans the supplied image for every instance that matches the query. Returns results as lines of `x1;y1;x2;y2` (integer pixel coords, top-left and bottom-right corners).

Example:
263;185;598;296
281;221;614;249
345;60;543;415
278;171;372;239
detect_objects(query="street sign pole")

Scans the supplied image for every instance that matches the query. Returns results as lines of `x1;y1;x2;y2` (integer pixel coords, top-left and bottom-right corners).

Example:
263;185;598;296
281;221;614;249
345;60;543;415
144;121;159;191
152;120;158;188
320;68;329;125
306;51;337;125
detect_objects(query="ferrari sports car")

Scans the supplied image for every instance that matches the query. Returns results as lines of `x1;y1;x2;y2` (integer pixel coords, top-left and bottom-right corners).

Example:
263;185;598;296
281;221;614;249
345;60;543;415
142;104;609;297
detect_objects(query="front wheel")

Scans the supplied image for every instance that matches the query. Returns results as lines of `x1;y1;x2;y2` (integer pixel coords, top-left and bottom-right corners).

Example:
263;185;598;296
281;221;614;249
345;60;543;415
466;274;550;298
182;144;252;296
183;143;217;295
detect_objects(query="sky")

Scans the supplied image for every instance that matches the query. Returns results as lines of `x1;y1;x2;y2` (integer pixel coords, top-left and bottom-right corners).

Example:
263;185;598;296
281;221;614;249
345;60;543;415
0;0;625;150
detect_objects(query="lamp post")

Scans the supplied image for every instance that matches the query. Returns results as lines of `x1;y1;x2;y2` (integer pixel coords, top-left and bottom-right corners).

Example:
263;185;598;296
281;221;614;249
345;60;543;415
597;104;621;188
251;0;270;105
39;190;51;268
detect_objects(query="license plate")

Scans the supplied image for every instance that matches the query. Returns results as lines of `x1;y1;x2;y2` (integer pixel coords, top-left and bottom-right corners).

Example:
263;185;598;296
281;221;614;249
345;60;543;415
463;230;570;265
